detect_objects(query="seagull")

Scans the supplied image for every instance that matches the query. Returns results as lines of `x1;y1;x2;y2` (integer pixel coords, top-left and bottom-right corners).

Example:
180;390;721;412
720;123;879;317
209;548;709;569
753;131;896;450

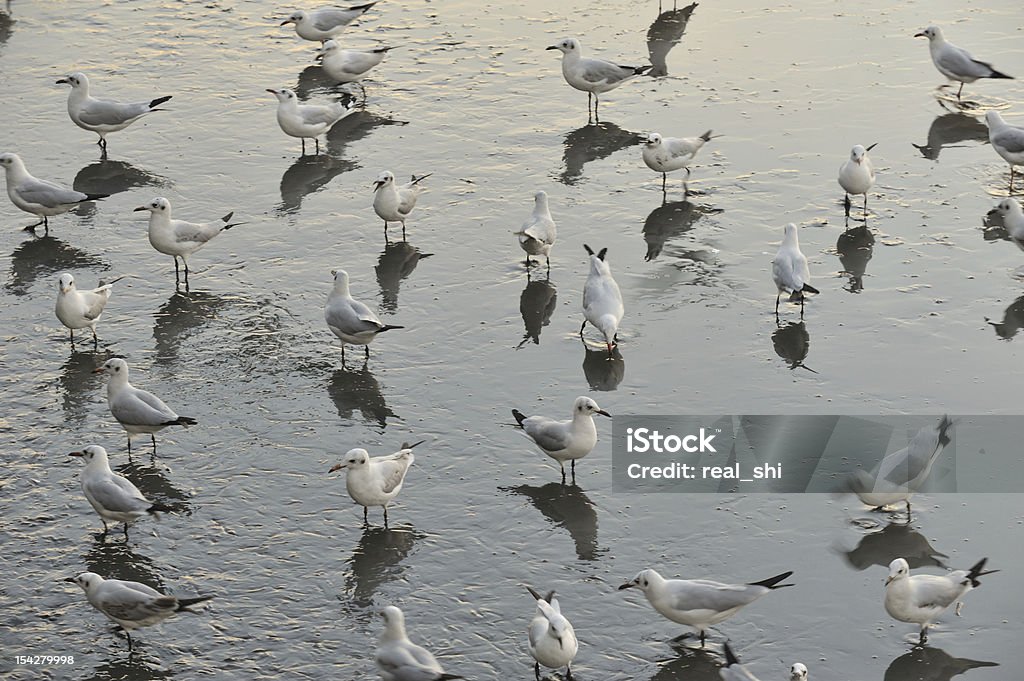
720;642;762;681
642;131;713;194
884;557;998;644
618;568;795;646
134;197;242;289
526;586;578;681
512;396;611;483
0;152;109;232
325;268;403;359
915;25;1013;102
514;191;557;270
55;272;122;346
375;605;463;681
373;171;431;240
65;571;213;651
69;445;170;539
984;111;1024;192
847;415;953;517
989;198;1024;249
94;358;197;455
328;441;422;525
318;40;392;97
581;244;624;354
790;663;808;681
281;3;379;43
56;72;172;154
546;37;652;120
772;224;819;319
267;88;356;154
838;143;876;219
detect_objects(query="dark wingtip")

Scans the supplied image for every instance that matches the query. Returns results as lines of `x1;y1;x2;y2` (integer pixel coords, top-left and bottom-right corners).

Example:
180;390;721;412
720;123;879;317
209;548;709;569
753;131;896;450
749;570;795;589
583;244;594;256
802;283;820;295
149;95;173;108
967;557;998;587
700;129;713;142
511;409;527;426
85;193;111;202
597;247;608;261
723;641;740;666
402;440;426;450
148;503;173;515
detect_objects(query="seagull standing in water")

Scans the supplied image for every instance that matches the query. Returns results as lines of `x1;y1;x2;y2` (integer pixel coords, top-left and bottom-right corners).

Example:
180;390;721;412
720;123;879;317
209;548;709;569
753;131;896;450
0;152;108;232
55;272;122;346
57;72;172;155
328;441;422;525
267;88;356;154
915;25;1013;103
514;191;557;271
325;268;404;359
838;143;876;219
281;4;379;43
581;244;624;353
512;396;611;483
526;586;578;681
984;111;1024;192
69;445;170;539
642;130;714;195
547;37;652;120
374;605;463;681
373;171;431;240
772;223;819;319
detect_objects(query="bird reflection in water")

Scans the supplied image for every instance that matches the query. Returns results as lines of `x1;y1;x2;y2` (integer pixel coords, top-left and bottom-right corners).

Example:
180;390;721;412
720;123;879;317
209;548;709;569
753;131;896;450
376;241;433;312
81;655;175;680
343;524;422;610
328;362;398;430
0;4;13;50
72;159;169;221
61;347;115;424
560;122;644;186
517;276;557;348
115;457;192;512
836;224;874;292
912;111;990;161
648;642;723;681
986;295;1024;340
643;199;720;261
840;521;948;571
884;646;997;681
647;2;698;77
582;344;625;391
83;536;165;590
6;235;107;296
503;482;604;561
772;321;816;373
153;291;231;363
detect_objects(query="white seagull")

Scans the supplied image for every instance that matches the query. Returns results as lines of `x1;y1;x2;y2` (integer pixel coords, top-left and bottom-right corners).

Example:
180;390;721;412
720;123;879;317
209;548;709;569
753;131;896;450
328;441;422;525
375;605;463;681
69;445;170;539
56;72;172;154
134;197;241;288
790;663;808;681
512;396;611;483
267;88;356;154
55;272;122;346
95;358;197;455
642;131;713;194
281;3;379;43
526;586;578;681
848;415;953;516
514;190;557;270
546;37;652;120
984;111;1024;192
772;223;819;318
989;198;1024;250
838;143;877;219
884;557;997;644
325;268;403;359
373;171;431;240
915;25;1013;102
65;571;213;651
618;568;795;646
0;152;108;232
319;39;392;96
581;244;624;354
720;642;762;681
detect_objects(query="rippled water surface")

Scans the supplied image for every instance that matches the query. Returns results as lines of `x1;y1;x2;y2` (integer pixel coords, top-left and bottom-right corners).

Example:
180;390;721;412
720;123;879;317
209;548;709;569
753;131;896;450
1;0;1023;679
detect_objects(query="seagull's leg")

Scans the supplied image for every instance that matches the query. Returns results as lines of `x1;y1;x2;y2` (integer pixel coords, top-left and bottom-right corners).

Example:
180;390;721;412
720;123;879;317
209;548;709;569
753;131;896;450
566;663;574;680
800;294;805;319
560;463;566;484
534;661;541;681
919;627;927;645
594;94;600;123
775;293;781;316
545;255;550;275
571;459;576;483
360;82;367;101
123;523;129;541
92;327;99;347
101;519;109;535
383;506;389;528
364;345;370;359
363;506;368;523
662;172;666;193
69;329;74;345
125;630;133;652
402;222;407;242
316;137;321;154
863;192;868;217
127;436;132;456
956;81;964;102
844;193;851;218
151;434;157;455
579;320;586;338
174;256;180;283
341;344;346;362
1010;166;1016;193
301;138;306;155
700;629;706;647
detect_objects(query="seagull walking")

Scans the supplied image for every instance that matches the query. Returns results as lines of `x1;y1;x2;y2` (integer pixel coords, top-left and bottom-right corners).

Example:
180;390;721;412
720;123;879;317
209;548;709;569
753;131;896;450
618;568;795;646
514;191;557;271
373;171;430;240
0;152;108;232
526;586;578;681
65;572;213;651
884;557;997;644
642;131;713;195
984;111;1024;192
57;72;172;154
838;143;876;219
375;605;463;681
319;40;391;97
915;25;1013;102
325;268;403;359
69;445;170;539
267;88;356;154
772;224;819;319
328;441;421;525
95;358;197;455
134;197;241;289
55;272;121;346
581;244;624;354
546;37;652;121
512;396;611;483
281;4;379;42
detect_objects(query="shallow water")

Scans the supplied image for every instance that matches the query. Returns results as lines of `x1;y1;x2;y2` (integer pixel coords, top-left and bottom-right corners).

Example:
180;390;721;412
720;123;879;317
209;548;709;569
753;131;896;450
1;0;1023;679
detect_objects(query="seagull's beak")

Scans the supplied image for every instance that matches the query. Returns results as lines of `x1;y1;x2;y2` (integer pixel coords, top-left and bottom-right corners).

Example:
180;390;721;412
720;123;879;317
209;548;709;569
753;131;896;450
92;367;105;374
914;31;926;38
281;19;295;25
545;45;559;51
63;577;77;583
987;208;999;217
56;78;69;85
372;181;384;191
132;205;148;212
266;88;279;95
884;575;894;585
328;463;347;473
597;409;612;417
617;582;634;590
68;451;84;457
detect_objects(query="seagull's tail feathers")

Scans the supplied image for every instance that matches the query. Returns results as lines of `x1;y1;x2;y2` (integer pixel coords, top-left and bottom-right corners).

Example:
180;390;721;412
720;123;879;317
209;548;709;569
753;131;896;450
511;409;528;426
633;64;654;76
987;67;1014;80
379;324;404;332
165;416;197;427
147;502;173;519
437;675;463;680
966;558;998;587
84;193;111;202
176;594;215;613
351;1;379;12
749;570;795;590
802;283;820;295
699;130;713;142
148;95;173;110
